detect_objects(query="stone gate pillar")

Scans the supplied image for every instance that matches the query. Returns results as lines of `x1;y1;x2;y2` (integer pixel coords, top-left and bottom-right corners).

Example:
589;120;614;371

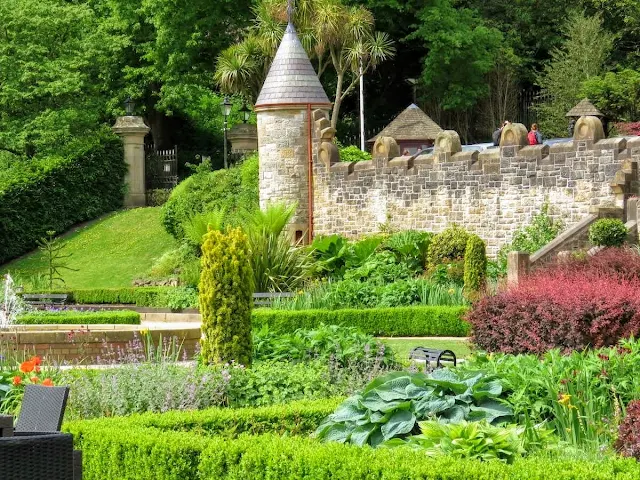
112;116;150;207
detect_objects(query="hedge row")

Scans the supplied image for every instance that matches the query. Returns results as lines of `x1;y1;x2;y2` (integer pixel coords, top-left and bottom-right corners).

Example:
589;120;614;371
0;131;126;263
67;398;340;438
17;310;140;325
64;423;640;479
33;287;175;307
252;306;470;337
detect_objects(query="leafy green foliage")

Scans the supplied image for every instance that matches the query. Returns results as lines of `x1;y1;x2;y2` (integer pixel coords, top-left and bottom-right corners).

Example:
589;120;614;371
309;234;355;279
427;225;470;268
582;69;640;122
339;145;372;163
316;370;511;446
463;235;487;300
253;324;396;367
253;306;470;337
0;132;126;264
536;11;614;137
589;219;627;247
386;420;533;464
199;227;254;366
462;339;640;451
498;204;563;271
183;210;226;248
161;155;258;240
382;230;432;273
16;310;140;325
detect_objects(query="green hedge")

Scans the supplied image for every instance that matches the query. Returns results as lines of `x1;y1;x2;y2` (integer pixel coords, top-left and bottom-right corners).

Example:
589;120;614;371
64;414;640;480
0;131;126;263
252;306;470;337
31;287;175;307
17;310;140;325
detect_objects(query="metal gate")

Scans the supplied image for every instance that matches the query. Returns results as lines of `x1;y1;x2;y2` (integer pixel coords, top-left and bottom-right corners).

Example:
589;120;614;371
145;145;178;190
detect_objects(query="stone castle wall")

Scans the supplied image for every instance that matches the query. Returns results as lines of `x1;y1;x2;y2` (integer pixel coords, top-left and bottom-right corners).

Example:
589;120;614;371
312;127;640;257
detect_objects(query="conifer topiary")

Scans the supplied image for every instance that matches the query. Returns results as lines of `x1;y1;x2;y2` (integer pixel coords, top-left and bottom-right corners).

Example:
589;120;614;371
199;227;254;366
463;234;487;300
427;225;470;268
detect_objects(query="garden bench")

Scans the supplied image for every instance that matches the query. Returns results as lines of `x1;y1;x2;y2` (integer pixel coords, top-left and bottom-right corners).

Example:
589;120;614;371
409;347;457;369
253;292;294;307
22;293;68;306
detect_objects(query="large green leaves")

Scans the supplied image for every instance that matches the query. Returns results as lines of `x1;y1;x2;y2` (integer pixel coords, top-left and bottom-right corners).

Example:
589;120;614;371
316;369;512;447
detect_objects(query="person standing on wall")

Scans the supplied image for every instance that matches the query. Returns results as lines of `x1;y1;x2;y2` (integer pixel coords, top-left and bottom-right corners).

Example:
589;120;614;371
492;121;510;146
528;123;542;145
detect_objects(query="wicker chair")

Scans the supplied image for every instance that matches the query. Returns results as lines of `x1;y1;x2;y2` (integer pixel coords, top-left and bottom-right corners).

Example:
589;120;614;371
0;432;74;480
11;385;82;480
14;385;69;433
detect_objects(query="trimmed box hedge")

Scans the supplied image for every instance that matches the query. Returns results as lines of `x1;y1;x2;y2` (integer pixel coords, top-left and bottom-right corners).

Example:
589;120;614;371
64;400;640;480
252;306;470;337
17;310;140;325
31;287;175;307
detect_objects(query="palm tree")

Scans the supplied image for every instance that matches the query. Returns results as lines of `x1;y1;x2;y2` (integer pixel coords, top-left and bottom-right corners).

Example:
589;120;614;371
214;0;395;129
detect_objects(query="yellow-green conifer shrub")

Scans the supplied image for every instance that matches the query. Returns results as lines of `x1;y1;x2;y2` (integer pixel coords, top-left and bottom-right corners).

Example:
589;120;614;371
463;234;487;301
199;227;254;366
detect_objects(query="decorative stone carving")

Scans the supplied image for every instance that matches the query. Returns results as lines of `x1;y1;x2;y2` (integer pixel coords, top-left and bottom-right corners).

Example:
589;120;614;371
319;142;339;167
372;136;400;160
574;115;605;142
434;130;462;154
227;123;258;152
500;123;528;147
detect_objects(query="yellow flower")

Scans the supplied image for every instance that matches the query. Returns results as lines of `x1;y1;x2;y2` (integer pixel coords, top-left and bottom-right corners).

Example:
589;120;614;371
139;328;150;336
448;288;455;295
558;394;572;406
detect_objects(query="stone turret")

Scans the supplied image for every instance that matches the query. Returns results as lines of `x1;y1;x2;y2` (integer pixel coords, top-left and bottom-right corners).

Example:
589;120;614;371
255;22;331;243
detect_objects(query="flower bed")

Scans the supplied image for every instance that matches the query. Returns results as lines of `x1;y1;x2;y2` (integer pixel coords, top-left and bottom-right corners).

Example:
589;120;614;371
16;310;140;325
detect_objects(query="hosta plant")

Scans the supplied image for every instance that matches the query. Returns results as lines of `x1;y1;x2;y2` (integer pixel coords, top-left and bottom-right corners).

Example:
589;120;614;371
384;420;531;464
315;369;511;447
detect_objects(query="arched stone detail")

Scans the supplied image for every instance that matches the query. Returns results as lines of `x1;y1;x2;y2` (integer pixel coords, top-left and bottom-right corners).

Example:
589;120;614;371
500;123;528;147
434;130;462;154
574;115;605;142
372;136;400;160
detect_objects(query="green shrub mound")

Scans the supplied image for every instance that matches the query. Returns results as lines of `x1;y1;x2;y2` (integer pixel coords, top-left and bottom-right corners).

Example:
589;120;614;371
589;218;627;247
427;225;470;267
27;287;197;309
0;131;126;263
199;227;254;366
17;310;140;325
253;306;469;337
160;155;258;240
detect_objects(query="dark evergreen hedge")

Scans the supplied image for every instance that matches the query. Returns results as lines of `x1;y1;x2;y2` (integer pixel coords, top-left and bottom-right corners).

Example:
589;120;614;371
0;131;126;263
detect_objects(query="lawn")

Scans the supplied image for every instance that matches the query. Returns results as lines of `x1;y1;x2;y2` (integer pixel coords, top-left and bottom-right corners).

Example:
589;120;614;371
380;337;472;363
1;208;175;289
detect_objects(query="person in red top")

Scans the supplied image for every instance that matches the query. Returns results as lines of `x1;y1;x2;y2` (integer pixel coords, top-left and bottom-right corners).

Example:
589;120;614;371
528;123;542;145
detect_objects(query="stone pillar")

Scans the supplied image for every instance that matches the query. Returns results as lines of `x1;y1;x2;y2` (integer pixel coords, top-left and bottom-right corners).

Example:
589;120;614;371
507;251;530;287
112;116;150;207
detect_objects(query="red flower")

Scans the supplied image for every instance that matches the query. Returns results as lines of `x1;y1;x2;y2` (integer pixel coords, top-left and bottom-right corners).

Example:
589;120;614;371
30;377;39;384
12;376;22;386
41;379;54;387
30;356;41;366
35;366;41;373
20;361;35;373
598;353;610;361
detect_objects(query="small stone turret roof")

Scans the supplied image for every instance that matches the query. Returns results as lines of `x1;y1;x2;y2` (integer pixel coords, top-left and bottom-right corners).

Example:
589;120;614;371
566;98;603;118
368;104;443;143
255;23;331;109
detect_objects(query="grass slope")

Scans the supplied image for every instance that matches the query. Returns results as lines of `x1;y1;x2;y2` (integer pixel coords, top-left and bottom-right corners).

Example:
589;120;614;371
1;208;175;289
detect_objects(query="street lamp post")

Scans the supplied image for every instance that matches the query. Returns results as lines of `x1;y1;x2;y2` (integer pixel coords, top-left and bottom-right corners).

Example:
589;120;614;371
124;97;135;116
220;96;233;168
240;103;251;124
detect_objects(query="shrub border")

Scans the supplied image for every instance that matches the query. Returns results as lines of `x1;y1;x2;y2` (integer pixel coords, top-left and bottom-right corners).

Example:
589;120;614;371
17;310;140;325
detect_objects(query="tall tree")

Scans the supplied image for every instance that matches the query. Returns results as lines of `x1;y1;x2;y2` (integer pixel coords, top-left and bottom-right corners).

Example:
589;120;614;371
215;0;395;129
536;11;614;137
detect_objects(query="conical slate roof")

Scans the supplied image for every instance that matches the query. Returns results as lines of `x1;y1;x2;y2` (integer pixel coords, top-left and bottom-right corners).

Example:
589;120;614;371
566;98;603;118
255;23;331;109
368;104;443;142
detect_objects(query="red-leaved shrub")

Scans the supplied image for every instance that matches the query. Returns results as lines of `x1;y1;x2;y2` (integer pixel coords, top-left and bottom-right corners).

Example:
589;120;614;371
469;248;640;354
616;400;640;459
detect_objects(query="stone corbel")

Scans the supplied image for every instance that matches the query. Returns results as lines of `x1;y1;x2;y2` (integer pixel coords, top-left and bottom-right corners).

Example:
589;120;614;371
372;136;400;160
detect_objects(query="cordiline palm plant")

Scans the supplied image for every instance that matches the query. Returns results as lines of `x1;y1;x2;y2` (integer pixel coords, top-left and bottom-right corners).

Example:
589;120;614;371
214;0;395;128
243;202;312;292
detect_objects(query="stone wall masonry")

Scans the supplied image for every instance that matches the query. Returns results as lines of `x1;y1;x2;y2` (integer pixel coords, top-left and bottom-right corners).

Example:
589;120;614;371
313;136;640;257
